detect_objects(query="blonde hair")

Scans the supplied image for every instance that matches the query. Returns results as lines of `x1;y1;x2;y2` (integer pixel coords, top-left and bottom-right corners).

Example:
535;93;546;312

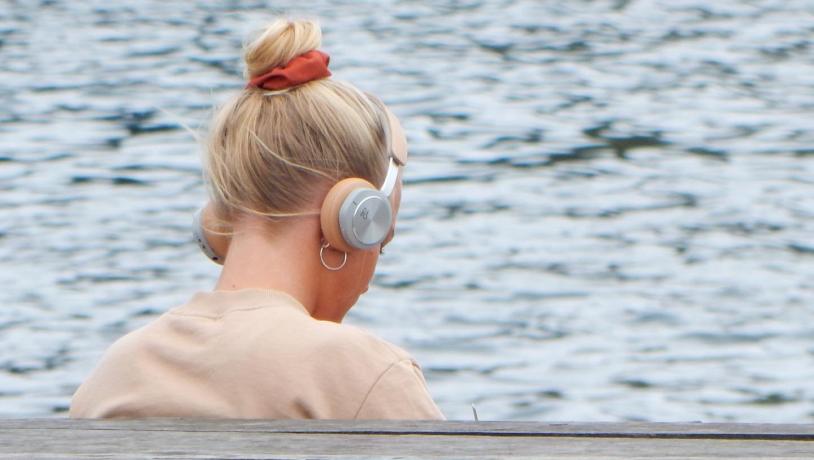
205;18;391;229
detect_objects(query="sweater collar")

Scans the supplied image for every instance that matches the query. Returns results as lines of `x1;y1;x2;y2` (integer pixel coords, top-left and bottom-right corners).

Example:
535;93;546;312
175;288;310;318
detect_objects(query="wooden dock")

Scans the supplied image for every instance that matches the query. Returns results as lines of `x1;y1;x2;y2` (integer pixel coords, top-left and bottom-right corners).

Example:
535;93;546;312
2;419;814;458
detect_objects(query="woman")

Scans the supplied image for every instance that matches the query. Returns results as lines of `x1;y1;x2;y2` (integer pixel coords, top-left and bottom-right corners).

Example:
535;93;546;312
70;19;444;420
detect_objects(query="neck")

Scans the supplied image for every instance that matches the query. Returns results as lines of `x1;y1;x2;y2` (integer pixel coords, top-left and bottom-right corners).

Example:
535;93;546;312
214;214;333;320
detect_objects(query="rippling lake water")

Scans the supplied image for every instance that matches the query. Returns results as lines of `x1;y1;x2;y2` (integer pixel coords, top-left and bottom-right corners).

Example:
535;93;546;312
1;0;812;421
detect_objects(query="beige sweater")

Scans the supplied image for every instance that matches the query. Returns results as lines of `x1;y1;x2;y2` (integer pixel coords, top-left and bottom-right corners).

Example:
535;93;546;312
70;289;444;419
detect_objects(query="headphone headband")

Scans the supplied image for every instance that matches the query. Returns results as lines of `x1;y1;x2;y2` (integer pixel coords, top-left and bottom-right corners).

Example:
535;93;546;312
380;157;399;197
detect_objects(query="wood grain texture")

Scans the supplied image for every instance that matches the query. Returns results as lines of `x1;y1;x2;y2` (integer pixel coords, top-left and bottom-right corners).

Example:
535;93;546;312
1;419;813;459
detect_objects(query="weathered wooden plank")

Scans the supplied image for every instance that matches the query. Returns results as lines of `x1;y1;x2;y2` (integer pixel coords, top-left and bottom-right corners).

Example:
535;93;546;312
3;419;814;440
1;420;813;459
3;429;814;459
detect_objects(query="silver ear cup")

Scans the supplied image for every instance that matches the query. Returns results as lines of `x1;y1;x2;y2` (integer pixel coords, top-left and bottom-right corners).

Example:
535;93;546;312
338;189;393;250
192;207;223;265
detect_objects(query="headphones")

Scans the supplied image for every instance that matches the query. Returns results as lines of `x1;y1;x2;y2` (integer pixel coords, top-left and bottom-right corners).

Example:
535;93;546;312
193;156;400;265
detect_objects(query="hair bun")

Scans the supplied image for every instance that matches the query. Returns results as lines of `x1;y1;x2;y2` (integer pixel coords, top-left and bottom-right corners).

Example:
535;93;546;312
244;19;323;79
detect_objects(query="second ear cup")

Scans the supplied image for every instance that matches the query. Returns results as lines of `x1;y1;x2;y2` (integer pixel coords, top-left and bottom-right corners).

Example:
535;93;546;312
321;178;393;252
192;204;230;265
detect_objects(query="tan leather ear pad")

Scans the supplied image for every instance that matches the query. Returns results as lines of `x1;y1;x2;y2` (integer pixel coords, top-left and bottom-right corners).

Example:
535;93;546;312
201;203;231;262
321;178;376;253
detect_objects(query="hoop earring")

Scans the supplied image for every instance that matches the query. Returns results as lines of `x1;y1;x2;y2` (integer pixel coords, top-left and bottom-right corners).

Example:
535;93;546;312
320;242;348;271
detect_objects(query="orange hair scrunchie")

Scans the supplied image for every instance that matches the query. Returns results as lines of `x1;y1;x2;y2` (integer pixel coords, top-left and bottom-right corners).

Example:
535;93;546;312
246;50;332;90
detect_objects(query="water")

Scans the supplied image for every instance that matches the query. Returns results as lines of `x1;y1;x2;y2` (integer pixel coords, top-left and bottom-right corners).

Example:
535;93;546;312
0;0;812;421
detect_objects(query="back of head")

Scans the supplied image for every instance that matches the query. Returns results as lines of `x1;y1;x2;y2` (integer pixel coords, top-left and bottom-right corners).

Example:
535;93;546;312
205;18;391;227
